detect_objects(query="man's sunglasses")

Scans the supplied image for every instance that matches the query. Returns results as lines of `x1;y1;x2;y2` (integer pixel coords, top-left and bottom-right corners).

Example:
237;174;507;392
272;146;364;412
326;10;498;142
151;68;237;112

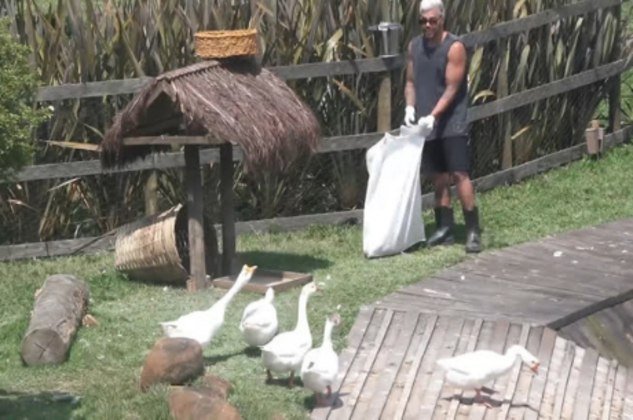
419;17;440;25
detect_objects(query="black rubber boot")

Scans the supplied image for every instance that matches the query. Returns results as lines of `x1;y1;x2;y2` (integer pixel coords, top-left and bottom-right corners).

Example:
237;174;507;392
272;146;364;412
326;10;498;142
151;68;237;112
427;207;455;246
463;207;482;253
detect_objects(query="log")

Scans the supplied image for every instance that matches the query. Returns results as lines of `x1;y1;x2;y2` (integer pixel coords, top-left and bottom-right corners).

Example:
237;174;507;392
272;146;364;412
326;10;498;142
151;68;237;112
21;274;90;366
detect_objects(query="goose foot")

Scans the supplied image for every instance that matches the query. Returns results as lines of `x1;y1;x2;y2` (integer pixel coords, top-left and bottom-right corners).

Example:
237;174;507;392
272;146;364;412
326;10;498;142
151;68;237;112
266;369;273;383
288;371;295;388
326;385;332;398
475;389;493;408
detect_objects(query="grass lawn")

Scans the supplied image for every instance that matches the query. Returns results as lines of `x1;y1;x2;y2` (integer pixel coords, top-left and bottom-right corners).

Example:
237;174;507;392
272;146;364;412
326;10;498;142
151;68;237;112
1;142;633;419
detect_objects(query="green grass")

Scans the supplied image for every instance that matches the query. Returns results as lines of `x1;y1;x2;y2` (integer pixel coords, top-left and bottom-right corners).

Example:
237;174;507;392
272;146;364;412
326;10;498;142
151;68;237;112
2;143;633;419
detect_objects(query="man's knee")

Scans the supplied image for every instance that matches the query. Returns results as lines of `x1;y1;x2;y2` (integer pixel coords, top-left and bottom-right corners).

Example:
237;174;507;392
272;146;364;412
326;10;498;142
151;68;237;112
451;171;470;183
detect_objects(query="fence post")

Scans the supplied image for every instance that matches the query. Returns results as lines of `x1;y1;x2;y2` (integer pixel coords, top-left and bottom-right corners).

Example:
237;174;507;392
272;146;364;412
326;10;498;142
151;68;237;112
608;3;622;133
498;0;515;170
377;0;392;133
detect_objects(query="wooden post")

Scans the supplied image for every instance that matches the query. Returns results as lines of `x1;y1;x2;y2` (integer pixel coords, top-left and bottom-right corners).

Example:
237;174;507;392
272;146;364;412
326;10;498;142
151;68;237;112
144;171;159;216
220;143;236;275
184;145;207;292
498;0;515;170
21;274;89;365
608;4;622;133
377;0;392;133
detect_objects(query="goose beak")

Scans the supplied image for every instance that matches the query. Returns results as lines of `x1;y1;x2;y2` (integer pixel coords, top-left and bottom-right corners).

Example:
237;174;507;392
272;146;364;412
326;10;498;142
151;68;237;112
530;362;540;374
245;265;258;275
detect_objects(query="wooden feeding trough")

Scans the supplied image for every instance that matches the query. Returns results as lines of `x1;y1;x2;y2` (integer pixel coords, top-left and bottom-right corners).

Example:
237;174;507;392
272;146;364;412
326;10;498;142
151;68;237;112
213;269;313;295
100;30;320;291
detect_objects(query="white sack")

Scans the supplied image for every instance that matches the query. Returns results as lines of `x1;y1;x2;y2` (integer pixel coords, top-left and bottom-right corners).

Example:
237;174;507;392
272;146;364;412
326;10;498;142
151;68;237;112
363;125;425;258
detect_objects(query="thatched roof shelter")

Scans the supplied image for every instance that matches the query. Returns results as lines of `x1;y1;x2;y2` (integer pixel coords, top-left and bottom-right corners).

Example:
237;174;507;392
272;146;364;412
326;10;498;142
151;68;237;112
101;58;320;172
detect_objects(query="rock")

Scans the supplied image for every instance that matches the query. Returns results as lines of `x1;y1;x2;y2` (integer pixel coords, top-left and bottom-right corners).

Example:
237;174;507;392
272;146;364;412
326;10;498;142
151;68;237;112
140;337;204;391
200;374;232;400
169;387;242;420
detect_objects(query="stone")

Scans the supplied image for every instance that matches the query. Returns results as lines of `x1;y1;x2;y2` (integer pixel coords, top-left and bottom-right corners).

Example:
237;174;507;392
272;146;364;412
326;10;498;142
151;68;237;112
140;337;204;391
200;374;233;400
169;387;242;420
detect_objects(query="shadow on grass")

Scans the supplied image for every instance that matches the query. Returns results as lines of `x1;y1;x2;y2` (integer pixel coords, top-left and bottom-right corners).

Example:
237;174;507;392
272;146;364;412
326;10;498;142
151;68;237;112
237;251;332;273
243;347;261;358
0;390;81;420
203;349;245;365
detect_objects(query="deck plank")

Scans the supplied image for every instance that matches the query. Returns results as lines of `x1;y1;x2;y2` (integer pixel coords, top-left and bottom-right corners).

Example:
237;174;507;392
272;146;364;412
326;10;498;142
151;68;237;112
550;340;576;420
588;357;610;418
505;325;544;420
600;360;618;420
560;346;586;420
418;318;466;418
571;348;600;420
384;315;439;420
536;335;567;418
523;328;558;420
336;309;393;420
351;310;418;420
327;308;390;420
312;306;374;420
622;367;633;420
403;316;455;419
608;363;628;420
494;323;531;420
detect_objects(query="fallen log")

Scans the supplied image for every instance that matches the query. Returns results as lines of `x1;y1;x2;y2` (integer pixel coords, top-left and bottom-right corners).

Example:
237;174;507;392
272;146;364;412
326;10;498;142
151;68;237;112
21;274;90;366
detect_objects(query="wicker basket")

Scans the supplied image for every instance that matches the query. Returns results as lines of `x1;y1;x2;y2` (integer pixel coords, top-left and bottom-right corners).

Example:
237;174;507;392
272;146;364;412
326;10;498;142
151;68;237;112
194;29;258;59
114;204;218;284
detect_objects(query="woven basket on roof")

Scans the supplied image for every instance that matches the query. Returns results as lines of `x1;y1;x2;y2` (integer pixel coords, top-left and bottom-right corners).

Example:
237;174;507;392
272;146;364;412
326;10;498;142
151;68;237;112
114;204;218;284
194;29;258;59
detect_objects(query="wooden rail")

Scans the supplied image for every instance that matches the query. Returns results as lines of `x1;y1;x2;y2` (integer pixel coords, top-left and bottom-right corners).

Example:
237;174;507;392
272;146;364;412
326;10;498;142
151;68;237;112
14;51;632;185
2;125;630;262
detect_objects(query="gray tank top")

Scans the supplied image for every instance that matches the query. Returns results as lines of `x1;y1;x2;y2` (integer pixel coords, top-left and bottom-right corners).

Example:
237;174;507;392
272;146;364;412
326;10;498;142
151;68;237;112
411;33;469;141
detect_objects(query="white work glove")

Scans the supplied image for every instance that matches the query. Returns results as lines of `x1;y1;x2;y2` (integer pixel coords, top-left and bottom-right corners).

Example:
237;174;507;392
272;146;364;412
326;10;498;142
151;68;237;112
404;105;416;126
417;115;435;137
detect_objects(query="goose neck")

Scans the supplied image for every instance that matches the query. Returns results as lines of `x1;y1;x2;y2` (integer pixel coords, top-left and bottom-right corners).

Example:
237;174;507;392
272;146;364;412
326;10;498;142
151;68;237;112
321;320;334;349
295;292;311;332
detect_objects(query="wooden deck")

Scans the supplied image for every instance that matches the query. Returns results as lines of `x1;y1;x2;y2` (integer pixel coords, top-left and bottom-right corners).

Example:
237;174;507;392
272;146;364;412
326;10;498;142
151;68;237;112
312;219;633;419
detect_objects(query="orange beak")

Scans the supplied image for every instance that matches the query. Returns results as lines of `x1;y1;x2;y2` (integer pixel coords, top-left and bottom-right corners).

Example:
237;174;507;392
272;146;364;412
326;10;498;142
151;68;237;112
530;362;540;374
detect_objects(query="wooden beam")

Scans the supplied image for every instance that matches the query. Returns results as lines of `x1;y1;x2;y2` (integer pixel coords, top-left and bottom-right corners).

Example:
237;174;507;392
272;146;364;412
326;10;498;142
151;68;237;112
219;143;236;276
467;58;632;123
184;145;208;292
37;77;154;101
122;135;225;146
461;0;621;48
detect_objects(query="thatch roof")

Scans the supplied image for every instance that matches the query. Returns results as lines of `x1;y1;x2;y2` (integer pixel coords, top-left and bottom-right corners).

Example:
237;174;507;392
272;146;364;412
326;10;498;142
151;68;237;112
101;58;320;172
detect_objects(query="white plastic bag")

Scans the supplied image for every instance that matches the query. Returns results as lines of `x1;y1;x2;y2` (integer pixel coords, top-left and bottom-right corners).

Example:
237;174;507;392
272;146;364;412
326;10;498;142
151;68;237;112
363;125;426;258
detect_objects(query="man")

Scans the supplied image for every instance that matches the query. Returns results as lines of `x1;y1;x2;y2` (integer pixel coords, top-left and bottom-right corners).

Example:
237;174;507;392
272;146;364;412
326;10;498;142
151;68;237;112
404;0;482;253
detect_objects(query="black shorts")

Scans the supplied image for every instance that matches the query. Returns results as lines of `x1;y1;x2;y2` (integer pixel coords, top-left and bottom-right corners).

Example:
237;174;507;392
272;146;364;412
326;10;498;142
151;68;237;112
422;136;471;175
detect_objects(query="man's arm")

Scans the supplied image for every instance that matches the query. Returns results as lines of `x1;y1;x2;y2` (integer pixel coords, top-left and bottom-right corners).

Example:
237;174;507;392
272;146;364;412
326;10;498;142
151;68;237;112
430;41;467;119
405;41;416;107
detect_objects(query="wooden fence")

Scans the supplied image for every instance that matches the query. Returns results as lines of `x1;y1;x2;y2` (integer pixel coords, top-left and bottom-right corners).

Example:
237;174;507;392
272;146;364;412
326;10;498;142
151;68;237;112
0;0;630;261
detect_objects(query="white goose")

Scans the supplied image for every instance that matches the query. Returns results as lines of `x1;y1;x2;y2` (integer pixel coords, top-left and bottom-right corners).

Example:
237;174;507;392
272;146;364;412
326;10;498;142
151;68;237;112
436;345;540;405
240;287;278;347
261;282;318;387
160;264;257;347
301;312;341;406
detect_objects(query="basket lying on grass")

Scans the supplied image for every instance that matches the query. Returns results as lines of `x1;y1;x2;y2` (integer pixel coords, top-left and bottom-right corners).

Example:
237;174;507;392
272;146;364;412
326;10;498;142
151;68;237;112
194;29;258;59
